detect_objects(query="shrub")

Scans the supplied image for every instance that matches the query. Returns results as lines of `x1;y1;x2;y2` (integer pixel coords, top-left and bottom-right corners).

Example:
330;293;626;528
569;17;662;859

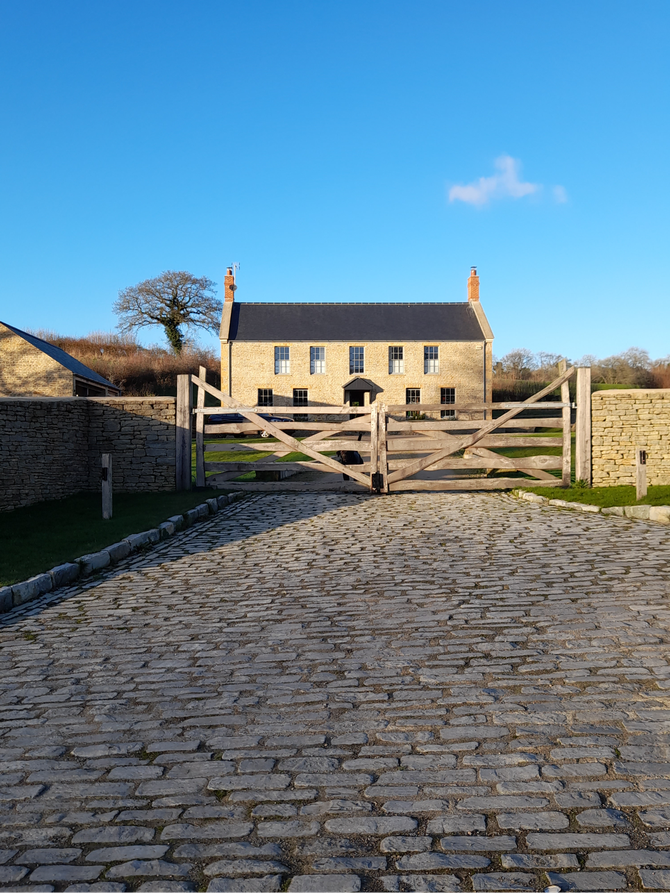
32;330;220;396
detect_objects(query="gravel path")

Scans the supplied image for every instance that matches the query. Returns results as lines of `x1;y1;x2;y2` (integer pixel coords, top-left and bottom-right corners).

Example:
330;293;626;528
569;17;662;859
2;491;670;892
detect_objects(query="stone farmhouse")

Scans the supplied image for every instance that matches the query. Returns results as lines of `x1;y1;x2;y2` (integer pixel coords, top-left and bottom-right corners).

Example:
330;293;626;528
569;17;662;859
0;321;120;397
219;267;494;416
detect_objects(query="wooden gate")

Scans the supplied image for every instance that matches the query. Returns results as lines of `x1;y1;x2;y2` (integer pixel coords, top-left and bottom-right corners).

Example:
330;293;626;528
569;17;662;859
178;364;591;494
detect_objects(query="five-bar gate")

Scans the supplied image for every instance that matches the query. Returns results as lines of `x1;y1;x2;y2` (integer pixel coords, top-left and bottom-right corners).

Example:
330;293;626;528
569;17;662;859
177;364;592;494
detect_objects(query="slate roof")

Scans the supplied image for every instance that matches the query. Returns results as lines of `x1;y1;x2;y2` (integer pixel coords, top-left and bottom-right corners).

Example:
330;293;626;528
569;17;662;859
0;321;119;390
228;303;486;342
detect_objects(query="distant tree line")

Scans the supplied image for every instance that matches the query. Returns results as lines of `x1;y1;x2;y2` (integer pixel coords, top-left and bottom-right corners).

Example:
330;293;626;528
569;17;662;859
493;347;670;401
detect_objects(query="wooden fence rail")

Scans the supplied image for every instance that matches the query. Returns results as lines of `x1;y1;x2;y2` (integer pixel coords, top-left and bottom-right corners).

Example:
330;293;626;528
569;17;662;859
179;364;592;494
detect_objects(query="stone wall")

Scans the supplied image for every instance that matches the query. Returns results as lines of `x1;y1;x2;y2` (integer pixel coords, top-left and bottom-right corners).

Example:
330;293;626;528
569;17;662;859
86;398;176;492
592;389;670;486
0;397;176;512
0;323;73;396
222;340;492;413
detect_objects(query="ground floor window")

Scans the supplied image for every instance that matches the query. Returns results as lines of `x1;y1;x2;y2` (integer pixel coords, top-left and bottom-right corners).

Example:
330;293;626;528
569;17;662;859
406;388;421;419
441;387;455;418
293;388;308;422
258;388;273;407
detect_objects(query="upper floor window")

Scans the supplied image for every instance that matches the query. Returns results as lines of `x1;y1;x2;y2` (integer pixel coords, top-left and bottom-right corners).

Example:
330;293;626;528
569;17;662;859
349;346;365;374
389;346;404;374
441;387;455;419
258;388;273;407
424;345;439;374
274;346;290;374
310;346;325;374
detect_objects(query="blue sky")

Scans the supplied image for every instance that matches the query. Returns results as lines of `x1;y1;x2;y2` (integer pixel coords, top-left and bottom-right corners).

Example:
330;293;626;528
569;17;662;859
0;1;668;361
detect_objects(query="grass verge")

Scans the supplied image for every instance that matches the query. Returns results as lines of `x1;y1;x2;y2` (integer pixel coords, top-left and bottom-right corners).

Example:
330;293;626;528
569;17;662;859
519;485;670;507
0;490;221;586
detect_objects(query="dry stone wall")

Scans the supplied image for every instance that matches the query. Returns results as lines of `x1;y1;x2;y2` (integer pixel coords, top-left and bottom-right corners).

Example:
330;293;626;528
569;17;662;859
0;396;176;512
591;389;670;486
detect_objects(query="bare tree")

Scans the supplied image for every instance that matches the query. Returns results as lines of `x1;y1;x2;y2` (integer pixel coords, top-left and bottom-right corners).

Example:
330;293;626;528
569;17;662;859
114;271;222;354
499;348;537;379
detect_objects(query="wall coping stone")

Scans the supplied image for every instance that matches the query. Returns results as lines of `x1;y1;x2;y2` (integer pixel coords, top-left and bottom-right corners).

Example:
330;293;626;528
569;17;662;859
0;396;176;403
1;492;243;616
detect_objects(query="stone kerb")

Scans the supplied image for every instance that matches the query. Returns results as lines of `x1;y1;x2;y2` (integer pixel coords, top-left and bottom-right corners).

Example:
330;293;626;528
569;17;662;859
591;389;670;487
0;492;243;615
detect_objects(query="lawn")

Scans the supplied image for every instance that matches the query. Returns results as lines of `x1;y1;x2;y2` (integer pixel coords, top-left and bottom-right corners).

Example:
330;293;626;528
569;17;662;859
197;437;335;480
0;489;223;586
518;484;670;507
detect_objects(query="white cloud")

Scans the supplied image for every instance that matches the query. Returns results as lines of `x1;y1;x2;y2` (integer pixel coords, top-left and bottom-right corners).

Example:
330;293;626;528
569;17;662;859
553;184;568;203
448;156;539;207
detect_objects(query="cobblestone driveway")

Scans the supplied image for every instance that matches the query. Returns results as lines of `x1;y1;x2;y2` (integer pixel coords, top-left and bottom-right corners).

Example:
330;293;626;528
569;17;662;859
2;492;670;893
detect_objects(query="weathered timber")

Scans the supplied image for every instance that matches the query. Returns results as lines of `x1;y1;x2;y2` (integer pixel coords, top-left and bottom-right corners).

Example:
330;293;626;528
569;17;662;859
239;439;369;452
388;418;564;431
101;453;112;519
369;402;379;480
389;477;562;492
387;455;561;471
204;461;354;473
378;403;389;492
195;365;207;488
636;446;648;500
559;359;572;487
575;366;592;484
189;376;371;487
386;366;576;484
176;374;192;490
193;403;372;415
214;480;367;492
386;402;571;412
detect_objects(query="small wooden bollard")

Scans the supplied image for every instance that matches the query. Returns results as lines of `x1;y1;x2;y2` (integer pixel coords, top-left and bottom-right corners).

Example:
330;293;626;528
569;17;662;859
102;453;112;519
636;447;647;501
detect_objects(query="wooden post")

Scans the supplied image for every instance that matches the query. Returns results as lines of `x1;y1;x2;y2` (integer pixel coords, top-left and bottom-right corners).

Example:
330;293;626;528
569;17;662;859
575;366;592;485
559;359;571;487
636;447;648;500
101;453;112;519
369;402;379;490
378;403;388;493
195;365;206;488
176;373;192;490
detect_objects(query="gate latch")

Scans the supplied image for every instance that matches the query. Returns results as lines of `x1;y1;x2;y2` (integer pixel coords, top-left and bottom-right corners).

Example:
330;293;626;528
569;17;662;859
102;467;109;481
372;472;384;492
638;450;647;465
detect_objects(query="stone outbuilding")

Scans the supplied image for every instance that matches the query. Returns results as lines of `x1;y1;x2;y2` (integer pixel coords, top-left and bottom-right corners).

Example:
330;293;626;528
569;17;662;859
0;321;120;397
219;268;494;415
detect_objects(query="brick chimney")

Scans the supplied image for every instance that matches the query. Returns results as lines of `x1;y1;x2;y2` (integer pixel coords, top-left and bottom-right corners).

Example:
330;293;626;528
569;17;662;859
467;266;480;302
224;266;236;303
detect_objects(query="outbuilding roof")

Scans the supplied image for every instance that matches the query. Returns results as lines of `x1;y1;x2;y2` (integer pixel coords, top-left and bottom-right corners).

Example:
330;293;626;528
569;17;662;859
228;302;486;342
0;321;119;390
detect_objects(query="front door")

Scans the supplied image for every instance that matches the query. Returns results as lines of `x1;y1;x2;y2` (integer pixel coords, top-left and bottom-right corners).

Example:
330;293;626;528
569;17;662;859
346;390;366;421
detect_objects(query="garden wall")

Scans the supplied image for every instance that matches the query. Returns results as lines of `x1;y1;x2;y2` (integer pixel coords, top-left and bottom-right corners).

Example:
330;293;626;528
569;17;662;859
0;397;176;512
592;389;670;486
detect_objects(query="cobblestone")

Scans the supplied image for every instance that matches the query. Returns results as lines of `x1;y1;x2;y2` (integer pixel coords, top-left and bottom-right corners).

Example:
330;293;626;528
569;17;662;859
2;491;670;890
